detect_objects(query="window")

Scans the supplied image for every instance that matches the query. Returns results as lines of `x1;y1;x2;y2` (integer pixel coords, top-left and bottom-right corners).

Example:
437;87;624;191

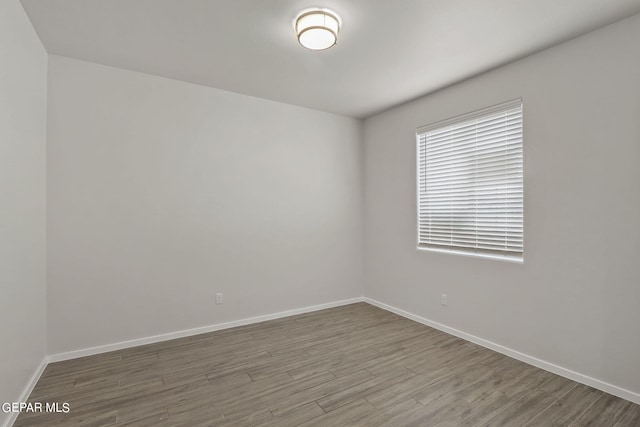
416;99;523;261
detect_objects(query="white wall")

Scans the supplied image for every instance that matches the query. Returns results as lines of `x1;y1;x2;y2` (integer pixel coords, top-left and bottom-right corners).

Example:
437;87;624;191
47;56;364;354
0;0;47;424
364;14;640;396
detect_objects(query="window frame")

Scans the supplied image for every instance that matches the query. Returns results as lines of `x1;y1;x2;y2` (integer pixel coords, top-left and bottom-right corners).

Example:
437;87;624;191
415;99;524;263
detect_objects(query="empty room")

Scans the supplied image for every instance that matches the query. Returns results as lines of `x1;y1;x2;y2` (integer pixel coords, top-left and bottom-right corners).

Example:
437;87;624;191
2;0;640;426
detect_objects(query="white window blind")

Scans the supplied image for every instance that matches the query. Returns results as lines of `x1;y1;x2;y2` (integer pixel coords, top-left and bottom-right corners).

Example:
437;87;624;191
416;99;523;261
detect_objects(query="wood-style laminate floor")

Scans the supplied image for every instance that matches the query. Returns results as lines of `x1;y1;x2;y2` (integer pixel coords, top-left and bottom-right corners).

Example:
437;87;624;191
15;303;640;426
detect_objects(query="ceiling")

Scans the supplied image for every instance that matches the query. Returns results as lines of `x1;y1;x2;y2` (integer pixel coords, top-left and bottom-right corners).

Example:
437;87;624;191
20;0;640;118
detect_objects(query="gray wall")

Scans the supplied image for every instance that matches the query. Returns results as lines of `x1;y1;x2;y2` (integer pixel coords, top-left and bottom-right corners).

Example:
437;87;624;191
0;0;47;425
364;14;640;395
47;56;364;354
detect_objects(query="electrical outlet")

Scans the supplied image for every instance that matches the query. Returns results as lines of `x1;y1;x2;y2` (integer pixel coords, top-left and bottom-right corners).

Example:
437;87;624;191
441;294;448;306
216;293;223;304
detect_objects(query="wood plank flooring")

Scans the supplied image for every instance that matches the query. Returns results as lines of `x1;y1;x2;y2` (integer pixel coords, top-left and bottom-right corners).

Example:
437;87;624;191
15;303;640;426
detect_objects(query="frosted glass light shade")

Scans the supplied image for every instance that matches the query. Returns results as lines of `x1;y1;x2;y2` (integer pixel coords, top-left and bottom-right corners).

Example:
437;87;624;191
295;9;341;50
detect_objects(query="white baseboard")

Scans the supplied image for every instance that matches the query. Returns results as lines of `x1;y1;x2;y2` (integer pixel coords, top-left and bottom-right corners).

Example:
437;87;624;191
364;297;640;405
4;357;48;427
48;297;364;363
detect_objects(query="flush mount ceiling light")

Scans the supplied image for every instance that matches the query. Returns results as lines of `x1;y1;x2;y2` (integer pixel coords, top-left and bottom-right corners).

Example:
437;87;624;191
295;8;341;51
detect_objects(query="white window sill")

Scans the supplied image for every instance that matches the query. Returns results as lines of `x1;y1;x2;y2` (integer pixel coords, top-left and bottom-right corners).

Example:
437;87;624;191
417;246;524;264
